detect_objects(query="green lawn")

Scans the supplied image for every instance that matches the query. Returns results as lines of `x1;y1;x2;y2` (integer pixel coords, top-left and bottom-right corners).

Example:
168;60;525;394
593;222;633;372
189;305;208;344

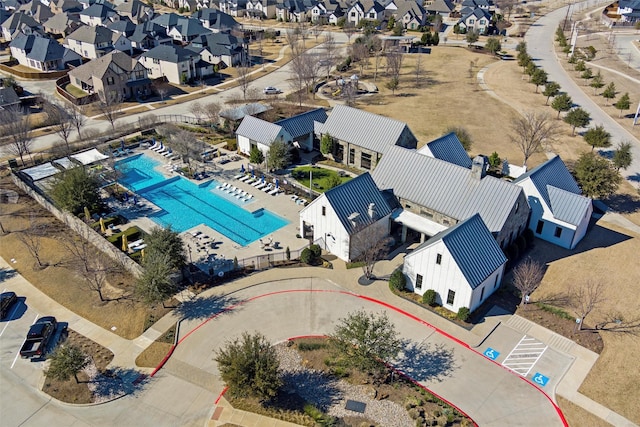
64;84;89;98
291;166;351;193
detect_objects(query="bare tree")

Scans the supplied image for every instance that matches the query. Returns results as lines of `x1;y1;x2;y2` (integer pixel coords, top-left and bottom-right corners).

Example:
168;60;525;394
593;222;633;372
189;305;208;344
509;112;560;167
595;312;640;335
17;218;47;269
343;23;356;44
371;36;384;83
310;24;323;41
189;101;205;123
415;54;423;88
68;104;87;140
512;258;545;307
155;82;169;102
322;32;338;79
570;280;606;331
171;129;202;175
81;257;118;302
45;102;74;153
137;114;158;130
289;52;308;106
285;26;300;55
298;21;309;48
343;83;357;107
236;61;252;101
351;42;369;77
0;105;33;166
350;221;392;280
385;50;403;94
97;92;123;131
204;102;221;125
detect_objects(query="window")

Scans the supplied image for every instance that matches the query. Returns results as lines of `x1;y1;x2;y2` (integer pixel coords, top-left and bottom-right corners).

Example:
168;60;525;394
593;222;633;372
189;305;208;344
446;290;455;305
350;11;355;17
349;148;355;164
535;220;544;234
480;287;485;301
436;253;442;265
494;274;499;288
361;152;372;170
321;206;326;216
368;12;375;18
415;274;423;290
554;227;562;238
106;76;115;85
469;19;475;24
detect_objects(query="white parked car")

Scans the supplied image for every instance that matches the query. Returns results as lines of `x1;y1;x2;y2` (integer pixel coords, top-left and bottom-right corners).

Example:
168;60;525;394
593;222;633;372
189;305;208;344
263;86;281;95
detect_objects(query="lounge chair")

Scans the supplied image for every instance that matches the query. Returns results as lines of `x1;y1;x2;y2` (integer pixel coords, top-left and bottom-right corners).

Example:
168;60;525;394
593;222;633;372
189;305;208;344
156;146;168;155
163;148;174;157
252;180;265;187
152;143;164;152
233;173;244;180
148;141;160;150
245;177;256;184
268;187;280;196
254;182;266;190
238;175;251;182
262;184;273;192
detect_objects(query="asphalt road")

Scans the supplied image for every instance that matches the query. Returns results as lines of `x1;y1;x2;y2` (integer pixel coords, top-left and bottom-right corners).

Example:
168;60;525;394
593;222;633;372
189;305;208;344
526;2;640;187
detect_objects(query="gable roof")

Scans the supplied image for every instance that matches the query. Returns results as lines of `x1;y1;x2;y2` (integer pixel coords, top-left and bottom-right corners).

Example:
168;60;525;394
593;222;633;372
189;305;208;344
425;0;454;13
171;17;210;37
151;12;181;29
395;0;425;17
2;11;39;30
69;51;138;83
460;7;492;22
413;213;506;289
80;2;116;18
27;37;66;62
236;115;284;145
372;146;524;233
418;132;472;169
513;155;590;225
0;87;20;108
108;17;136;35
9;32;36;51
318;105;417;154
67;25;114;44
141;44;198;62
193;8;240;29
276;108;328;139
43;13;81;34
321;172;393;235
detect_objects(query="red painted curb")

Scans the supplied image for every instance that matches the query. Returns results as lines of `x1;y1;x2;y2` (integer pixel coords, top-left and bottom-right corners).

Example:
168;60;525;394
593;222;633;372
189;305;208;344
150;344;176;377
215;386;229;405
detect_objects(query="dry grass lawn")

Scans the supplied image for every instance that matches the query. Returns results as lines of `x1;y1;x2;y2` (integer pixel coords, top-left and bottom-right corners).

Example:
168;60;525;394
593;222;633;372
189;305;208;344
0;176;171;339
556;396;611;427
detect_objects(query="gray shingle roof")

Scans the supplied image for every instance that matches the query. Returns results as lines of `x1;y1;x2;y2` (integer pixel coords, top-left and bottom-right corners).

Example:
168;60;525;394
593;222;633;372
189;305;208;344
172;17;210;37
0;87;20;108
412;213;506;289
193;8;240;30
236;115;283;145
141;44;198;62
276;108;328;140
425;0;454;13
43;13;80;34
9;33;35;51
80;3;116;18
420;132;472;169
513;155;582;207
547;185;591;226
69;51;138;83
323;172;393;235
318;105;417;154
27;37;65;62
67;25;114;44
2;12;39;31
372;146;524;233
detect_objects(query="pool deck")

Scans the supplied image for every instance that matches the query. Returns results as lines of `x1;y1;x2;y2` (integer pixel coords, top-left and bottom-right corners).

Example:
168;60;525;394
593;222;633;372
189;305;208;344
115;147;308;273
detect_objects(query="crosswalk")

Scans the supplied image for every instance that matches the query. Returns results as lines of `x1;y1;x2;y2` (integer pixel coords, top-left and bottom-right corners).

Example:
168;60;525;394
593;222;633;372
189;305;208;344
502;335;547;377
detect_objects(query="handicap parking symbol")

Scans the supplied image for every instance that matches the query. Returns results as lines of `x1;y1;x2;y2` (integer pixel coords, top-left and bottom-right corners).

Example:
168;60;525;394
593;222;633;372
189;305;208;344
532;372;549;387
483;347;500;360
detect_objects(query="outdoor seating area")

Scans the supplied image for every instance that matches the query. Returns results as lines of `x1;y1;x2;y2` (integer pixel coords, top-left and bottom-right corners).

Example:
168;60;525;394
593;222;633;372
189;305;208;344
216;182;253;202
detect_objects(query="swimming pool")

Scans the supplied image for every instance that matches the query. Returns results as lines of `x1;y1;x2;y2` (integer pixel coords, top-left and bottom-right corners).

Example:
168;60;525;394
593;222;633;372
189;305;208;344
116;154;289;246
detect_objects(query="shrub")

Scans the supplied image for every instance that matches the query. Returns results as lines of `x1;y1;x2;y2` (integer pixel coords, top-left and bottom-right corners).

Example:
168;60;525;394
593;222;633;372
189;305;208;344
457;307;470;322
300;248;313;264
389;269;406;291
309;244;322;259
285;246;291;261
422;289;437;306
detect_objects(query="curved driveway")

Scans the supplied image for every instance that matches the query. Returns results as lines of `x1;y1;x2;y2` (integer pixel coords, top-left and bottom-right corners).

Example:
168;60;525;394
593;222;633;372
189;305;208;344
168;278;565;427
525;1;640;186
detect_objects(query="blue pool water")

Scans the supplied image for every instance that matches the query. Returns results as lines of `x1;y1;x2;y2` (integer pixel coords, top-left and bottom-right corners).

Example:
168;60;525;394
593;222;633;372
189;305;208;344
116;154;289;246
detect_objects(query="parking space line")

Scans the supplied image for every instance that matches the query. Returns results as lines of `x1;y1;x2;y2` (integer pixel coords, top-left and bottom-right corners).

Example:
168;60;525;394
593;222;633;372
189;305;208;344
502;335;547;376
11;313;38;369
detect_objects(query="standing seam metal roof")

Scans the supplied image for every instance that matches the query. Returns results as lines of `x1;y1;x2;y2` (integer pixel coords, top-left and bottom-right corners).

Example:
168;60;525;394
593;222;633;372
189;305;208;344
276;108;328;139
547;185;591;226
323;172;393;235
419;132;472;169
407;213;507;289
318;105;417;154
236;115;283;145
372;146;523;233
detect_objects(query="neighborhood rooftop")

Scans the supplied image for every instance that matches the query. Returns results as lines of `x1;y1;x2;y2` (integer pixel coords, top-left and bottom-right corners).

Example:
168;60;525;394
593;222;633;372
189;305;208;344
275;108;328;140
372;146;524;233
419;132;473;169
235;115;283;146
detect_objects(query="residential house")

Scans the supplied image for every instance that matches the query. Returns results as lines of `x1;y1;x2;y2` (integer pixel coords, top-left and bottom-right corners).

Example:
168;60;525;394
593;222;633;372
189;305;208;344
246;0;277;19
217;0;247;17
235;115;293;157
371;145;530;250
188;32;246;68
346;0;384;25
10;33;81;71
1;12;43;41
18;1;54;24
424;0;454;16
79;3;118;26
326;5;345;24
193;8;241;32
138;44;203;84
457;7;492;34
299;172;394;262
68;50;151;101
0;87;22;110
77;0;115;9
65;25;115;58
617;0;640;23
128;21;172;51
315;105;418;171
394;0;426;30
276;0;317;22
513;156;592;250
50;0;83;14
275;108;328;152
461;0;493;10
150;12;181;31
107;17;137;37
403;213;507;313
42;13;82;36
167;16;211;44
115;0;153;24
416;132;472;169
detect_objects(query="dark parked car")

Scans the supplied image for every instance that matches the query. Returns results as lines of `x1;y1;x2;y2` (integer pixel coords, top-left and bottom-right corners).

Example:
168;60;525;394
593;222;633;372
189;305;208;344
20;316;58;359
0;291;18;319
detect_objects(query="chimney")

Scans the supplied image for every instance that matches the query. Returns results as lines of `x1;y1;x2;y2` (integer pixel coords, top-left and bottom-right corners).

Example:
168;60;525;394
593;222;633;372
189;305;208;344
471;155;486;180
368;203;376;220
